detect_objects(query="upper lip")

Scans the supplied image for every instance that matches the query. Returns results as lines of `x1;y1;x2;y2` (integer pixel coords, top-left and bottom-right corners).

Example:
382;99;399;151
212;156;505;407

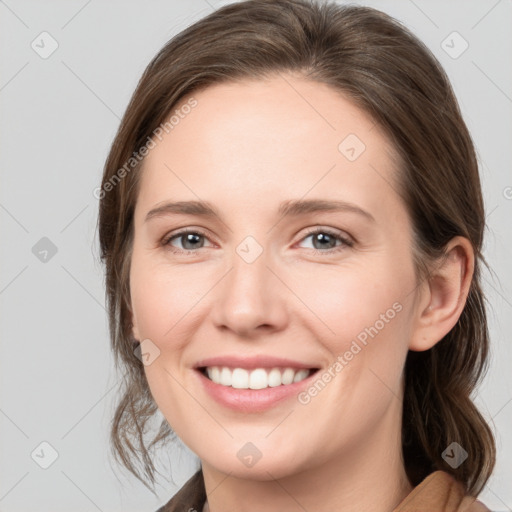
194;355;320;370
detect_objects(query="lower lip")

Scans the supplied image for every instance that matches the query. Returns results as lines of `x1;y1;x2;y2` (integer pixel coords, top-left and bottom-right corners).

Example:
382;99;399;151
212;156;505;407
194;368;319;413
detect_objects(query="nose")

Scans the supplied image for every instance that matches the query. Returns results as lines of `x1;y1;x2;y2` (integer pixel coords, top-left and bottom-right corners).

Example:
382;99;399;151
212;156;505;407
211;246;289;339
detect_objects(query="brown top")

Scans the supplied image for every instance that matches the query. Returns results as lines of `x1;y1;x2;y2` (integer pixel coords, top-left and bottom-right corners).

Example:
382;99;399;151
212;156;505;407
156;468;490;512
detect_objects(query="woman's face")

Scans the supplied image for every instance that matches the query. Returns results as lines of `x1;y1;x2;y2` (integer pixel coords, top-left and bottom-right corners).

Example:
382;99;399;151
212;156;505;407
129;74;425;480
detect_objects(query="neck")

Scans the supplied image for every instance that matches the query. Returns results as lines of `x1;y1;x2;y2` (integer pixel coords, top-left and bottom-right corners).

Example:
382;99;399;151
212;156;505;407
201;410;413;512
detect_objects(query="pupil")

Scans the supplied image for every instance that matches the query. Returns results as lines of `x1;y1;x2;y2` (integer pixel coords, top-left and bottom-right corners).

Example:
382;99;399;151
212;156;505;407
315;233;334;249
181;233;335;251
184;233;201;249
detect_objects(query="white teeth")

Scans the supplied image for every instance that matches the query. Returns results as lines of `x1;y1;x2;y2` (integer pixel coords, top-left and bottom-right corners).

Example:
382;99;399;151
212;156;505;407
220;367;232;386
267;368;282;387
210;367;220;382
203;366;312;389
282;368;295;385
232;368;249;389
249;368;268;390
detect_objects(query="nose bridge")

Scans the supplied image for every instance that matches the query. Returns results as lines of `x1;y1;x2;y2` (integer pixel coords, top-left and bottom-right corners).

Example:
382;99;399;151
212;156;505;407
212;235;286;335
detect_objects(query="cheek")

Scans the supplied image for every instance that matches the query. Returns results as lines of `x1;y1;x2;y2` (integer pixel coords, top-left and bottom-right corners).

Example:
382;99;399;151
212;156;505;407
288;259;415;405
130;255;207;344
290;261;410;346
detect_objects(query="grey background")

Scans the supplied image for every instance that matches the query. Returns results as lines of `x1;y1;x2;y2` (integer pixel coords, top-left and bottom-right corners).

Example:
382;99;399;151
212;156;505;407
0;0;511;511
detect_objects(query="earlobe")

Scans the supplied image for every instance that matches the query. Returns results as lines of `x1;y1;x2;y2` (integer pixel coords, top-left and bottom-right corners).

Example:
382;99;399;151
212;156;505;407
130;308;141;341
409;236;474;352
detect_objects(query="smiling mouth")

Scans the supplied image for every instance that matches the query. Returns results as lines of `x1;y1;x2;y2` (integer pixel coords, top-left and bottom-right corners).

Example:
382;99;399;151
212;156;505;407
198;366;319;390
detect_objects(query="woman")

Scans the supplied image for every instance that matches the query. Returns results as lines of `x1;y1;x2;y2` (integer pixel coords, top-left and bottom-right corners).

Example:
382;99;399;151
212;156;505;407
97;1;495;510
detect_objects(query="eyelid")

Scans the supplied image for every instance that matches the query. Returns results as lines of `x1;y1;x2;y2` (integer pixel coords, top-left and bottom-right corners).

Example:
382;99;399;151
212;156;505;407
161;225;354;254
294;226;354;253
161;227;215;249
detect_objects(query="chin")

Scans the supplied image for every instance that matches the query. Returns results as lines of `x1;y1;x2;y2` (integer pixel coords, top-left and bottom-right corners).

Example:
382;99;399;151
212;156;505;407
199;442;311;482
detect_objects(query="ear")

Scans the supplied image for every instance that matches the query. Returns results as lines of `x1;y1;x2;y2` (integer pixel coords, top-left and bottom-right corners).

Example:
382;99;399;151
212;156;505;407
409;236;474;352
129;304;141;341
132;319;141;342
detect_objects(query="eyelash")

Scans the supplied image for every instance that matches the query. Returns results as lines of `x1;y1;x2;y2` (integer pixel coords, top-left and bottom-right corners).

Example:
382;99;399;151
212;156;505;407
161;227;354;255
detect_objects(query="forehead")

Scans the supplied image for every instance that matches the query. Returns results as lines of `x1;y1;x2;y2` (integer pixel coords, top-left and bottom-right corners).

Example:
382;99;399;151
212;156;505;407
136;74;403;221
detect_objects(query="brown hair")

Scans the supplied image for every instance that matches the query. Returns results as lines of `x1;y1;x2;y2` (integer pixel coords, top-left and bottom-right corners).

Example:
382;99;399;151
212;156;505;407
97;0;495;495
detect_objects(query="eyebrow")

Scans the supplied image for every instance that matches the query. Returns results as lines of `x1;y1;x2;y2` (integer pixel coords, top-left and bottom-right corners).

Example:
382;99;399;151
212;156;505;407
144;199;375;223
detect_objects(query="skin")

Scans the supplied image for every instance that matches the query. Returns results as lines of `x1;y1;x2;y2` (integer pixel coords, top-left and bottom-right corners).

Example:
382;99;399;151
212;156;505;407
129;73;474;512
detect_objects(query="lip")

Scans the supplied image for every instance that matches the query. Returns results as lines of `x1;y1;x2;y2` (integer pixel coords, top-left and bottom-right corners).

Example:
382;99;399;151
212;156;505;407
194;366;320;413
194;354;319;370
